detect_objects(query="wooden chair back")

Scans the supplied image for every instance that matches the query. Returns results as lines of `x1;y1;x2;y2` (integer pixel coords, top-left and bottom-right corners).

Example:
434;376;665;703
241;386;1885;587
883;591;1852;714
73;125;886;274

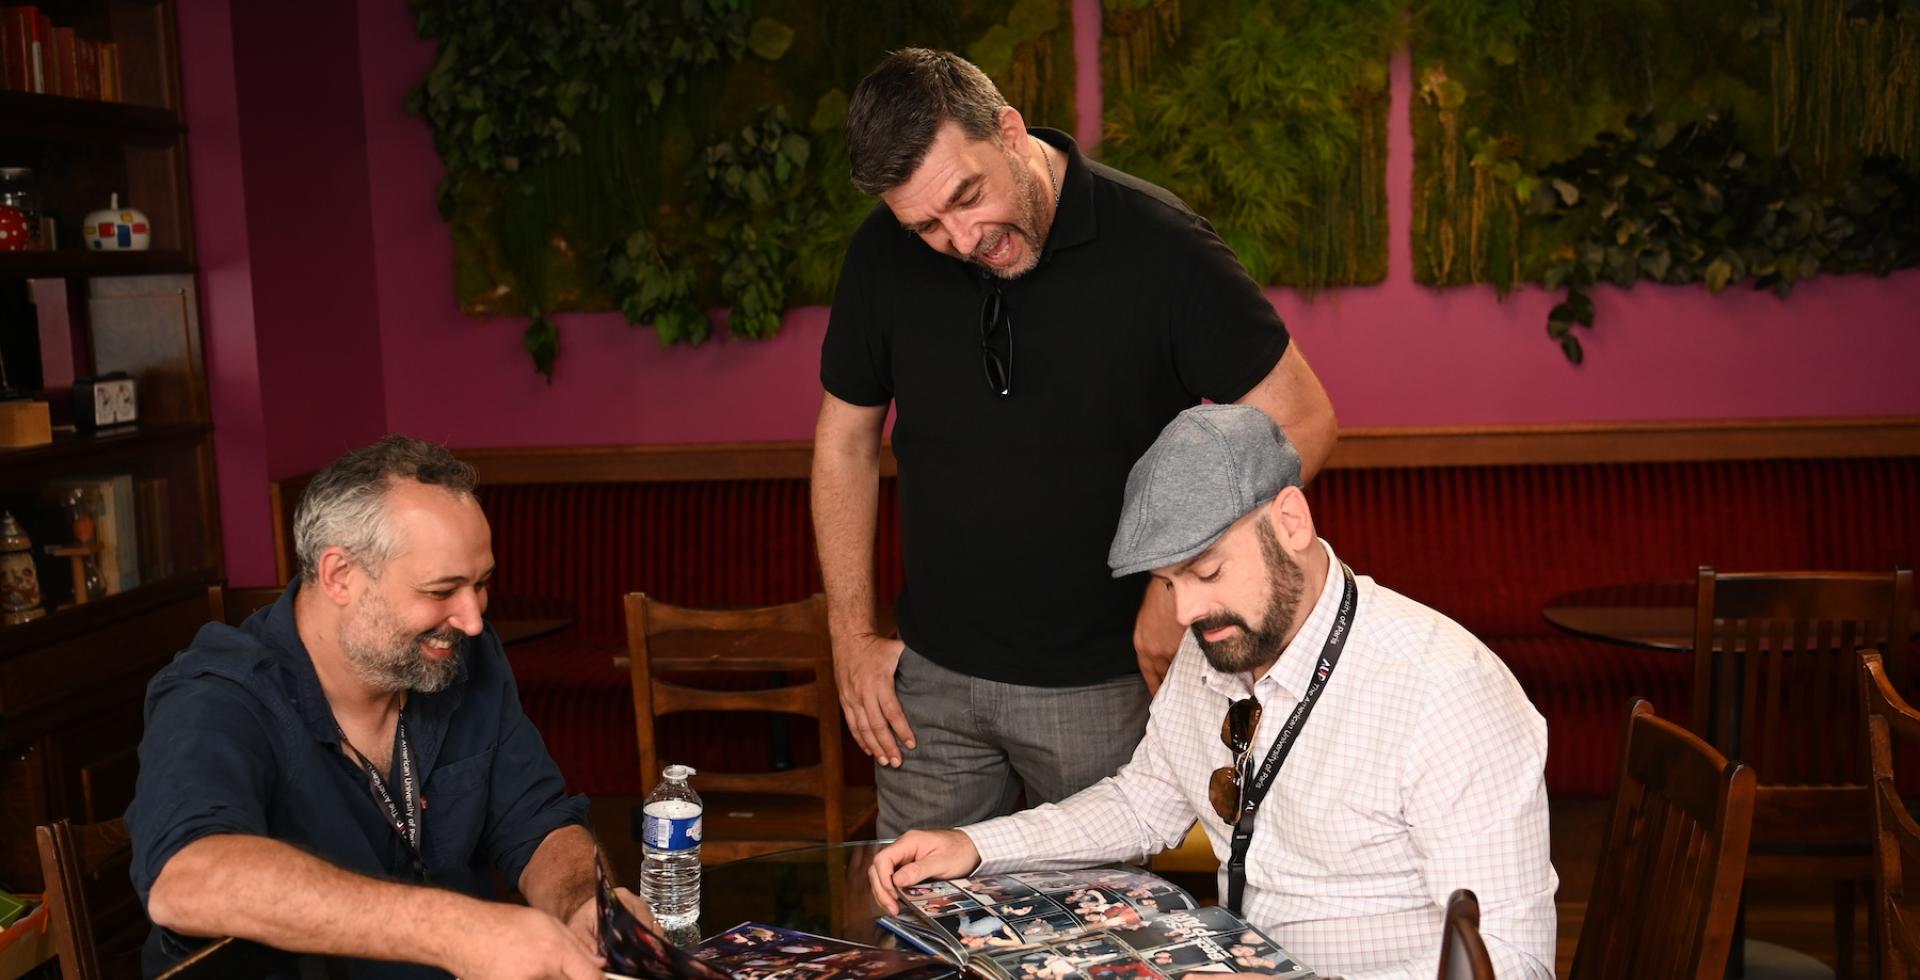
1861;650;1920;976
624;592;874;862
207;584;284;627
1690;566;1911;840
34;817;132;980
1570;699;1756;980
1438;888;1495;980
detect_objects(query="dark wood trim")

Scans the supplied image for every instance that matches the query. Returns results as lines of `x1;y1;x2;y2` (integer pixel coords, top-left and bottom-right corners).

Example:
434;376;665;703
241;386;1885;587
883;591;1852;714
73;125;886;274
1320;417;1920;470
452;417;1920;483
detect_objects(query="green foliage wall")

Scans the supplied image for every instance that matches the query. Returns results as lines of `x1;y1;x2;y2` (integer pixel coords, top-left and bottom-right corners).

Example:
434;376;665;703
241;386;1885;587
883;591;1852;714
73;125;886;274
1410;0;1919;287
1098;0;1397;289
417;1;1918;374
413;0;1075;375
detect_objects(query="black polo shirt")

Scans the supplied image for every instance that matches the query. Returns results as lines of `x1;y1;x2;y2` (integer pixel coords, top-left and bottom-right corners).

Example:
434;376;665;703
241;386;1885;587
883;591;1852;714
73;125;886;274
821;129;1289;687
125;579;589;978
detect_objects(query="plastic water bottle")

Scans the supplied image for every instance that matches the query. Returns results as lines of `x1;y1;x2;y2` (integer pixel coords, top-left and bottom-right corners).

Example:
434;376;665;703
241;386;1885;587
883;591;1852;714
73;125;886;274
640;763;702;930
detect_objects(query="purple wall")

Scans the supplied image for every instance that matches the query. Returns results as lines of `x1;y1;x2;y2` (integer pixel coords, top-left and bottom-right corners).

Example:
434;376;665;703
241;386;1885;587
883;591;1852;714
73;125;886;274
187;0;1920;582
230;2;388;477
177;0;273;586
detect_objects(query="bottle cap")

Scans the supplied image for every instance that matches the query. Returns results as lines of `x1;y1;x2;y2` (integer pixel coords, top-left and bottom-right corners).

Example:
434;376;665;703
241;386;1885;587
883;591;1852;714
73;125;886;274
663;763;697;782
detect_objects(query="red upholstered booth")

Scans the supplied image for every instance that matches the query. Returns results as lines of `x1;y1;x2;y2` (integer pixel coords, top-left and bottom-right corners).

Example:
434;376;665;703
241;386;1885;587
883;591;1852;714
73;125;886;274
275;430;1920;799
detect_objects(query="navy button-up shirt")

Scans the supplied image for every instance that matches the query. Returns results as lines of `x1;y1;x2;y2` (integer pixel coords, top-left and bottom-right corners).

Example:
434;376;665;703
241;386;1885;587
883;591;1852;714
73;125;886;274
126;579;589;978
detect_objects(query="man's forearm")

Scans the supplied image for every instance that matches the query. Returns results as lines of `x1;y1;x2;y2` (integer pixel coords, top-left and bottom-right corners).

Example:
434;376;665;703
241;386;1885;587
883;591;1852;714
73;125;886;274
811;434;884;639
146;834;483;970
518;824;599;924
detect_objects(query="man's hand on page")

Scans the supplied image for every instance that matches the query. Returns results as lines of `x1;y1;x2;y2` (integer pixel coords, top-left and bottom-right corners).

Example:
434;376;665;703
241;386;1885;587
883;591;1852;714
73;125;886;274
563;886;655;949
868;830;981;915
451;903;604;980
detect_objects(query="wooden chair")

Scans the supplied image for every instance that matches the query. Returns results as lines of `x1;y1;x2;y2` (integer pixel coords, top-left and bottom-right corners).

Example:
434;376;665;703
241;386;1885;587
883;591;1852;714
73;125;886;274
206;584;284;626
1570;699;1756;980
1861;650;1920;976
34;817;136;980
624;592;877;864
1690;565;1912;977
1438;888;1495;980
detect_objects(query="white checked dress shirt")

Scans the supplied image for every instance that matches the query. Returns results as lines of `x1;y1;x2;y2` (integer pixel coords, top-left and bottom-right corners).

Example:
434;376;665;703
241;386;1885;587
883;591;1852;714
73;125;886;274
962;541;1556;979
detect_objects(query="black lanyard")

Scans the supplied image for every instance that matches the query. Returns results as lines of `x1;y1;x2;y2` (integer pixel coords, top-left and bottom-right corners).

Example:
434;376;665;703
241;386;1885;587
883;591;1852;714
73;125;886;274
1225;563;1357;915
339;717;428;881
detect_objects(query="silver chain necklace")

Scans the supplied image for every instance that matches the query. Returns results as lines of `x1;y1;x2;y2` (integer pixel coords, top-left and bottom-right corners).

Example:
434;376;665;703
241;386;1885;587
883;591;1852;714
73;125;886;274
1034;135;1060;206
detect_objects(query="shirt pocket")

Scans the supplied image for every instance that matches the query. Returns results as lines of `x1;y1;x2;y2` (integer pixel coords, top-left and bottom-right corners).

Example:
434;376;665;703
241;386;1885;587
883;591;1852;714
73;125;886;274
423;748;495;866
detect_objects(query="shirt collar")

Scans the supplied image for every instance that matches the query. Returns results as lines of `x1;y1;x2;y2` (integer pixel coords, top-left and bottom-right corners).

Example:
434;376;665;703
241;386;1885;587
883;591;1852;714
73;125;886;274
1031;127;1095;259
1196;539;1345;703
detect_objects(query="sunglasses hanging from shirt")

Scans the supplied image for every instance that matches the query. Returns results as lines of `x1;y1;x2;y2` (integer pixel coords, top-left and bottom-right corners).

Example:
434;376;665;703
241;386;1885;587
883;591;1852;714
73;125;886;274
1221;563;1357;916
979;287;1013;398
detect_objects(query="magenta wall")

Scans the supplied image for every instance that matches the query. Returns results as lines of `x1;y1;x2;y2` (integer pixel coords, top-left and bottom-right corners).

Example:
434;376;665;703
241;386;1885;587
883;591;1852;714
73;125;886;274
189;1;1920;581
352;0;1920;444
230;2;389;478
177;0;274;586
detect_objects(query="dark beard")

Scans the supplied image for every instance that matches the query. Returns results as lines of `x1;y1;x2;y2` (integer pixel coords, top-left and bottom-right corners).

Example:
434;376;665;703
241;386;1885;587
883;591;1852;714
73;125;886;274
1192;520;1306;674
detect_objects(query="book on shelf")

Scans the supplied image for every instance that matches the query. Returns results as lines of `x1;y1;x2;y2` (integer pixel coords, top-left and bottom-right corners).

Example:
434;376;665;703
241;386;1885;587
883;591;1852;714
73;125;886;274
0;6;38;93
0;4;117;100
97;38;118;101
49;24;72;97
75;35;95;100
692;923;956;980
879;867;1314;980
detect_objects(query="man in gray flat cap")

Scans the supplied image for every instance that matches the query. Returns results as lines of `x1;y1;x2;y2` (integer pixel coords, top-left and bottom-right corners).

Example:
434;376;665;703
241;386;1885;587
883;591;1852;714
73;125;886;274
868;405;1557;979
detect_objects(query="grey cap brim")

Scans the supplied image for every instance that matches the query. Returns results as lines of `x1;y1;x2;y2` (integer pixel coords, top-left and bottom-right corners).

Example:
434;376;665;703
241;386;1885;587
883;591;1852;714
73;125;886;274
1109;524;1232;578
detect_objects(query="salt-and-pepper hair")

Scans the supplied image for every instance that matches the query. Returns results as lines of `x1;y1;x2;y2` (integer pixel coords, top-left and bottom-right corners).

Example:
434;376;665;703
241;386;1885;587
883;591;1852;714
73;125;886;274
292;435;478;582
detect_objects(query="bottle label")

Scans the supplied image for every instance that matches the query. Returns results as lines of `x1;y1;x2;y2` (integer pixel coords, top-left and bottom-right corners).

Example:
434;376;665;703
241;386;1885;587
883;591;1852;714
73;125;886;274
642;810;703;851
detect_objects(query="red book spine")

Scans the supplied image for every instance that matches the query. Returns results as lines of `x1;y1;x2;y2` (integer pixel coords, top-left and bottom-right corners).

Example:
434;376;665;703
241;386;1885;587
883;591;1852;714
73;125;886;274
52;25;73;97
77;36;96;100
0;10;22;92
32;10;49;94
4;6;42;93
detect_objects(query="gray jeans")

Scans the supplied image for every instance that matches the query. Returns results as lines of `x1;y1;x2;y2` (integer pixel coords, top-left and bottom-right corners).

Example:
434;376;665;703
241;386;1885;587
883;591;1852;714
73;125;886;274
875;646;1151;837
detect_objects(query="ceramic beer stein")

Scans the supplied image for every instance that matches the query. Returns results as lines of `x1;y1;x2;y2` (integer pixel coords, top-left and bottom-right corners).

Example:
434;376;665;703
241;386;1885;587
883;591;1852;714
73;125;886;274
0;511;46;625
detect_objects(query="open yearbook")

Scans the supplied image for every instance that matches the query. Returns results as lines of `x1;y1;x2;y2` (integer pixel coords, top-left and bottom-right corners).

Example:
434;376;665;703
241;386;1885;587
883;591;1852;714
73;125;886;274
694;923;958;980
878;867;1315;980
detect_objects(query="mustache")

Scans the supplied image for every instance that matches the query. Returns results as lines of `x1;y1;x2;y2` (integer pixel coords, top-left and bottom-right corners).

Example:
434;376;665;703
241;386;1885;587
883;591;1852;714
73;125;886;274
1191;612;1251;641
970;226;1022;263
417;628;460;646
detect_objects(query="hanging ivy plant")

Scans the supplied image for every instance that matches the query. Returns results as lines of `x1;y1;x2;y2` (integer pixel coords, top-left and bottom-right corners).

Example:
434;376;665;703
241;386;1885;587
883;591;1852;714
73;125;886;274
1531;110;1920;362
408;0;749;218
412;0;1074;377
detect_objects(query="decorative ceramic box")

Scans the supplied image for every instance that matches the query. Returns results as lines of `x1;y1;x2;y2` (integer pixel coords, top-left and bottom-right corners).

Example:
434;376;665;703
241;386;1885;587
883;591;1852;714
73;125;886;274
81;193;150;251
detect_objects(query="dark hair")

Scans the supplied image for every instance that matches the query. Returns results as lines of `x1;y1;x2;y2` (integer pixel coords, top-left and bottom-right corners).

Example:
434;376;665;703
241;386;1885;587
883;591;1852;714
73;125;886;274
293;435;478;581
846;48;1008;196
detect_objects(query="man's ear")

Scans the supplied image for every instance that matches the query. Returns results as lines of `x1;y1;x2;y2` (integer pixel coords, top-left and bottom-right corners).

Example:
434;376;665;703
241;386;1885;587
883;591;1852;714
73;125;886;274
312;546;362;607
994;105;1028;150
1267;487;1316;552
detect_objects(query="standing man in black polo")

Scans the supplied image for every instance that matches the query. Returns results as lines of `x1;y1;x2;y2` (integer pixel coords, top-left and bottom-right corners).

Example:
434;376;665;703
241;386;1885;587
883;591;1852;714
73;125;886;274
812;48;1338;835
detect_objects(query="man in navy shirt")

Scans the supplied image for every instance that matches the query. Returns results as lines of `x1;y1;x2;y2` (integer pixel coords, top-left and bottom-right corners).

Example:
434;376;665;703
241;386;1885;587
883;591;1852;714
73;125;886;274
127;436;648;979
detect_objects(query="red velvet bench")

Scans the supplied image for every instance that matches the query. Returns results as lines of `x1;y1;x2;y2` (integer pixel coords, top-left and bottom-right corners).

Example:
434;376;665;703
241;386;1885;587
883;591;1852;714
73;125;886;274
272;427;1920;799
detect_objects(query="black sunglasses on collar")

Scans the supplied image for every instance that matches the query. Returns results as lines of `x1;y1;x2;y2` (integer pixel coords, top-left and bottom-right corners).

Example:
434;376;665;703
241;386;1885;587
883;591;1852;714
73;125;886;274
979;288;1013;398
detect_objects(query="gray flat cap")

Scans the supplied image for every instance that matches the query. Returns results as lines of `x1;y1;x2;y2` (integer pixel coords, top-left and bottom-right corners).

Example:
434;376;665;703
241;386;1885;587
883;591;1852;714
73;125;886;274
1108;404;1303;577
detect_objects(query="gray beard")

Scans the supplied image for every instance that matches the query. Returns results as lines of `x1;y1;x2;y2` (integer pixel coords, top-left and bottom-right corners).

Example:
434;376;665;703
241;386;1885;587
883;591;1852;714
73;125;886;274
341;590;461;694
